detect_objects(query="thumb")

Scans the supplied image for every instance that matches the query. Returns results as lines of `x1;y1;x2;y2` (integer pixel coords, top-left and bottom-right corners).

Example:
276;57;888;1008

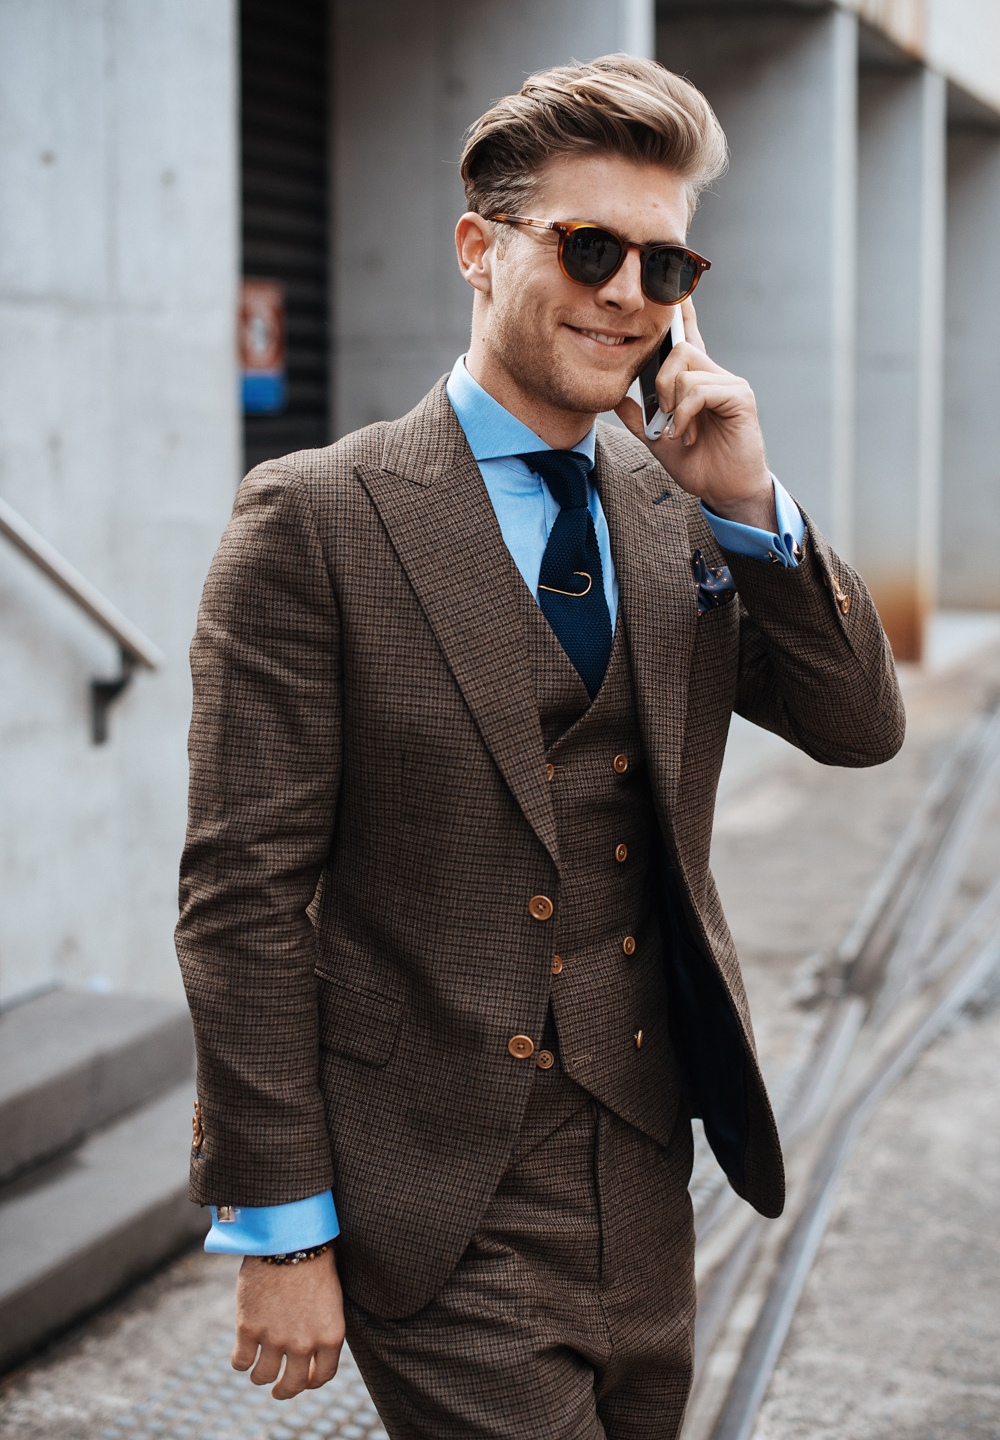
614;394;646;440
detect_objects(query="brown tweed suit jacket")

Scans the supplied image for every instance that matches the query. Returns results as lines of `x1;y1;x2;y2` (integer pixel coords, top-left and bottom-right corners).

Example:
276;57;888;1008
176;379;904;1320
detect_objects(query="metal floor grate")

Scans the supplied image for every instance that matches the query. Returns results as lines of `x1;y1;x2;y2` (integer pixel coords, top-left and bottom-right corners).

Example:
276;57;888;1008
97;1333;387;1440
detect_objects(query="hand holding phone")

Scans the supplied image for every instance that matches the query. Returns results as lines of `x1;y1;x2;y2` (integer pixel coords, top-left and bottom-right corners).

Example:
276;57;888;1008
626;307;686;440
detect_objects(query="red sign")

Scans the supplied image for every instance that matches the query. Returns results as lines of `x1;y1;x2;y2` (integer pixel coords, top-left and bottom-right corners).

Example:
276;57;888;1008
240;279;286;414
239;279;285;372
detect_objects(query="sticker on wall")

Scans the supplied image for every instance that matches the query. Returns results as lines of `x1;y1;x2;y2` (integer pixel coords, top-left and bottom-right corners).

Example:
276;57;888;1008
239;278;286;414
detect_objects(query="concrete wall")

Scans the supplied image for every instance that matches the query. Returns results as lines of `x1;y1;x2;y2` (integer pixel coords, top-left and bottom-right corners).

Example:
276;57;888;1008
942;118;1000;609
658;10;859;550
0;0;240;1003
848;0;1000;114
3;0;1000;1004
331;0;655;438
854;63;946;659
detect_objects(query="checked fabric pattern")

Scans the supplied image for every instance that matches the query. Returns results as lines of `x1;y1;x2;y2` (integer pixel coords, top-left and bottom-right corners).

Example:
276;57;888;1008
518;449;612;698
177;378;905;1322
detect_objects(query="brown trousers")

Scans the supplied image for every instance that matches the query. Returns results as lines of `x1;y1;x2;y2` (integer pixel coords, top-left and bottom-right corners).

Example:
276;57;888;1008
343;1058;696;1440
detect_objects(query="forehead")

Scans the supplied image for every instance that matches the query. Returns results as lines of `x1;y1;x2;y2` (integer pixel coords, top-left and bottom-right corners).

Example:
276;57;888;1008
530;152;689;243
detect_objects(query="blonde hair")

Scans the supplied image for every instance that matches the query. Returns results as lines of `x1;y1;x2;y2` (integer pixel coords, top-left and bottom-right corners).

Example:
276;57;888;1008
460;54;728;223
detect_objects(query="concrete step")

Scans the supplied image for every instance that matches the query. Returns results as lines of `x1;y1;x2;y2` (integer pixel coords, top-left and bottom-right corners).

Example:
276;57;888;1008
0;988;194;1184
0;1079;209;1371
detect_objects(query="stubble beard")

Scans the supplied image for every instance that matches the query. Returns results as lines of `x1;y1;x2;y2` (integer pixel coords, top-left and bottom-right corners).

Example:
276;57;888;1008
489;297;660;418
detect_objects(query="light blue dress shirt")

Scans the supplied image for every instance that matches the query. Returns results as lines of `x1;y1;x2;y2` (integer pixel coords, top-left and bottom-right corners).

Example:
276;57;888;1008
204;355;805;1256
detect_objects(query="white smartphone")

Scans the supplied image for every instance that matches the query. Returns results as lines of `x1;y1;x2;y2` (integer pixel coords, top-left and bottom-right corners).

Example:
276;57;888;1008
627;307;686;440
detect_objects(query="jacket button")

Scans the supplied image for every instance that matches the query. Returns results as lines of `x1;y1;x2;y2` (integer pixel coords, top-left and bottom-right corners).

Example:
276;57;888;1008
508;1034;535;1059
613;753;629;774
615;843;628;863
529;895;554;921
623;935;636;955
551;954;564;975
545;763;555;781
536;1049;555;1070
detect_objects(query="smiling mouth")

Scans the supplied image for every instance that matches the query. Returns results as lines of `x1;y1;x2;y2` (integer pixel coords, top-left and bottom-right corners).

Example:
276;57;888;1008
568;326;639;348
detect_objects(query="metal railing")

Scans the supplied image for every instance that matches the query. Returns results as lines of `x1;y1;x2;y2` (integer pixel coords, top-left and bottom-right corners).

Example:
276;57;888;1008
0;495;165;742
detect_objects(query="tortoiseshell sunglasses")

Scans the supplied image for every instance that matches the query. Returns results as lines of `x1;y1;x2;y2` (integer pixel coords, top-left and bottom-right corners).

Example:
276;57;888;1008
490;214;711;307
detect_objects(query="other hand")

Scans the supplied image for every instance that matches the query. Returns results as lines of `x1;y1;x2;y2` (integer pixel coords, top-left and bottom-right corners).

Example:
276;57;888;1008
232;1248;345;1400
614;297;776;532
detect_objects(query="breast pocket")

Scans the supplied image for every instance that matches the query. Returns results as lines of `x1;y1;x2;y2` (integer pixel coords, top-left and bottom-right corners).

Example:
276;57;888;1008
315;971;403;1068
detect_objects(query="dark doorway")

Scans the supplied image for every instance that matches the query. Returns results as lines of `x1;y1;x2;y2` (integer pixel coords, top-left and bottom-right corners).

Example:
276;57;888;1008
240;0;330;473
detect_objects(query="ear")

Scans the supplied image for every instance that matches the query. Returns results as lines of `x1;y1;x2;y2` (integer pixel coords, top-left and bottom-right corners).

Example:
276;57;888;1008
455;212;495;296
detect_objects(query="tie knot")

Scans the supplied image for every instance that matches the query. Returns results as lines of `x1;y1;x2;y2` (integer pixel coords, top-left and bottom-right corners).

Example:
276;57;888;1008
518;449;593;511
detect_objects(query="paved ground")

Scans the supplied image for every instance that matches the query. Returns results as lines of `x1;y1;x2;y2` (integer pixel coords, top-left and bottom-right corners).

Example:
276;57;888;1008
0;1250;386;1438
2;631;998;1440
746;639;1000;1440
752;992;1000;1440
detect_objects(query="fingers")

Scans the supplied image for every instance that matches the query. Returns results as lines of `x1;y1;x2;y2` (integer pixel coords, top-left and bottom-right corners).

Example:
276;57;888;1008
666;414;697;448
270;1347;314;1401
308;1342;343;1388
653;342;726;416
231;1328;259;1372
613;394;645;439
663;373;755;444
679;295;704;351
233;1337;342;1400
247;1341;285;1387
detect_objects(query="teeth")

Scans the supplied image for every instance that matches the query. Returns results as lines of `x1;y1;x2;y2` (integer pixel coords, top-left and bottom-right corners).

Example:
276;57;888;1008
580;330;627;346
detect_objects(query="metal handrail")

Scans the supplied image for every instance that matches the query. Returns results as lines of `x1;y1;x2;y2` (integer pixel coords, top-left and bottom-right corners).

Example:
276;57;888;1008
0;496;165;669
0;494;165;741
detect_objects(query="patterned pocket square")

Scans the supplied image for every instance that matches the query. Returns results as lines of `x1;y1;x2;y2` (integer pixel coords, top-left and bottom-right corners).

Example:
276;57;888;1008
692;547;736;616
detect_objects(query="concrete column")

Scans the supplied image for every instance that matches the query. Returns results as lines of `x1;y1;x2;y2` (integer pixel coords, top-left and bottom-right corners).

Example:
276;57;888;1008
0;0;240;1002
656;9;859;549
854;65;947;661
330;0;655;438
942;118;1000;610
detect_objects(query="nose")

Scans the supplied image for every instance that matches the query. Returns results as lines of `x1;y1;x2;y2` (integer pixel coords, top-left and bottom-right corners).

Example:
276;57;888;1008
596;245;645;312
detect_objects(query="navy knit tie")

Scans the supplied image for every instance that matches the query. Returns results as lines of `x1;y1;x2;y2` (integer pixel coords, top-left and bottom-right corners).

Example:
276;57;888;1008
519;450;613;699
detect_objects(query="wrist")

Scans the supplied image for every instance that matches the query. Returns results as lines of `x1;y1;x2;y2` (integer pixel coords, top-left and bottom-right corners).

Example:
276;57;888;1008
702;476;776;532
258;1241;333;1266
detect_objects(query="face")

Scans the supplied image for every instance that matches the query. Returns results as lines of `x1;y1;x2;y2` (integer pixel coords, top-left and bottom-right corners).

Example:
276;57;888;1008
472;153;690;421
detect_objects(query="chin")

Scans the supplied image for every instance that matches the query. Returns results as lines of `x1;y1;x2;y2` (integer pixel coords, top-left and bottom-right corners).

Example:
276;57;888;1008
559;374;634;416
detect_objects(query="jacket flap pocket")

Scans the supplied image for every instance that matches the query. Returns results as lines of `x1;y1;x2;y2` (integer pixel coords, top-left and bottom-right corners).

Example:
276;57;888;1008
315;973;402;1068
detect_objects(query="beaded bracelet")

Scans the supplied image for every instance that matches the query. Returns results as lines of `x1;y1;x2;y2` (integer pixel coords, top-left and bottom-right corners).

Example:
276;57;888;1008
260;1242;332;1266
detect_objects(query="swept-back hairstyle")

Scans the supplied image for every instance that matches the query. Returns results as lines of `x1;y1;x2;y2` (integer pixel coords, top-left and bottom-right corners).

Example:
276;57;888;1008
460;54;727;224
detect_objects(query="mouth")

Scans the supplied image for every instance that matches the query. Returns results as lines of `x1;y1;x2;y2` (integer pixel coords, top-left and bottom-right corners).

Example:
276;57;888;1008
565;325;641;349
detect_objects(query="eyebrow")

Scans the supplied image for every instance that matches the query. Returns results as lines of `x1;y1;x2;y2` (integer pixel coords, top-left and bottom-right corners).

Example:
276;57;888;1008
563;219;685;247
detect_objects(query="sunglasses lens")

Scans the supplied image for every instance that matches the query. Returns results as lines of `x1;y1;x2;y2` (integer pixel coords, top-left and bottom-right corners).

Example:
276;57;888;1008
561;228;624;285
643;248;700;305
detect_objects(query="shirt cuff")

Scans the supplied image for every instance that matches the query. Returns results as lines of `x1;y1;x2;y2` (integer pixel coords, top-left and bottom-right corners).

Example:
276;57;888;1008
204;1190;339;1256
699;475;805;567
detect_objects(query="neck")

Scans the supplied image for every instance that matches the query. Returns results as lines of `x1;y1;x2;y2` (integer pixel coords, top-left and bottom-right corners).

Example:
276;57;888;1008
465;339;595;451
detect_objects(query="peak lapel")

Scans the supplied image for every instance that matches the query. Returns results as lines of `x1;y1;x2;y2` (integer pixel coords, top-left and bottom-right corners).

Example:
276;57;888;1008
595;435;696;814
357;384;559;868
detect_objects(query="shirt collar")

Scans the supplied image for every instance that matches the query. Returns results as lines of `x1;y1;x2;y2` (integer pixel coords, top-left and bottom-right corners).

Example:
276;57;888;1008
446;355;597;467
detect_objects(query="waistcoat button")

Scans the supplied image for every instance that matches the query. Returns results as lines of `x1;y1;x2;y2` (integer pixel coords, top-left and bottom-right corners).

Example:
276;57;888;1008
551;954;564;975
535;1049;555;1070
615;843;628;863
613;753;629;774
545;763;555;781
623;935;636;955
529;895;554;921
508;1034;534;1059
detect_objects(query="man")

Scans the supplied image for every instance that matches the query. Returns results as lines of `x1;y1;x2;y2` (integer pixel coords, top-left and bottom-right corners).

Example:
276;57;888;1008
177;54;904;1440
